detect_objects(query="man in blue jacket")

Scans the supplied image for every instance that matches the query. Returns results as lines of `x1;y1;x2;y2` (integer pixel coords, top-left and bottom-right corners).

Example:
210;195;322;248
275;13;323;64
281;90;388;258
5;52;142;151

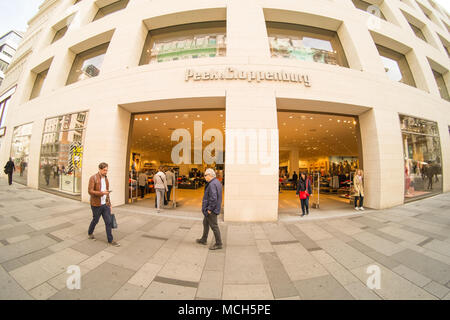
196;168;223;250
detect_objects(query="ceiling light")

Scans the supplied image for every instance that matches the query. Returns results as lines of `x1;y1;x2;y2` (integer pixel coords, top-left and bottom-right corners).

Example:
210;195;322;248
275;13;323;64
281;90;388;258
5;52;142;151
154;116;158;119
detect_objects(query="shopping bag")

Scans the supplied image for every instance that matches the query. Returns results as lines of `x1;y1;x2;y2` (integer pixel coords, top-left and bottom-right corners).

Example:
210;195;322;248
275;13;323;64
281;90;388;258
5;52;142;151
111;214;118;229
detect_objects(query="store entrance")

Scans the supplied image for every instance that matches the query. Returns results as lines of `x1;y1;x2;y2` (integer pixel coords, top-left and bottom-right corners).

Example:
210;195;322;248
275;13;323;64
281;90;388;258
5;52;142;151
277;111;362;216
127;110;225;214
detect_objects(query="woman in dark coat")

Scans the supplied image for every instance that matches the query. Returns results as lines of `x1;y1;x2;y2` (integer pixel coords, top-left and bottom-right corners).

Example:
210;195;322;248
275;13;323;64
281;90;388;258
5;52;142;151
296;172;313;216
4;157;15;185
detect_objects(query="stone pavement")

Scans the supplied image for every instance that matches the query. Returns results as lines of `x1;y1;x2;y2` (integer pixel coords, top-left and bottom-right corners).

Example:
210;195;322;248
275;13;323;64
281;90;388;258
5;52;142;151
0;178;450;300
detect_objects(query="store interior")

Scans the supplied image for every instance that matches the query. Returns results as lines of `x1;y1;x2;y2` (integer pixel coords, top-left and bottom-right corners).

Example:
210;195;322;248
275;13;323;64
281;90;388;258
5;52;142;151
277;111;361;215
128;109;362;215
128;110;225;212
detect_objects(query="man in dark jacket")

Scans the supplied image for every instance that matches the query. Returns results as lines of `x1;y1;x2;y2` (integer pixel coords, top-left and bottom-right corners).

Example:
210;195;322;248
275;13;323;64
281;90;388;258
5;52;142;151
196;168;223;250
4;157;15;185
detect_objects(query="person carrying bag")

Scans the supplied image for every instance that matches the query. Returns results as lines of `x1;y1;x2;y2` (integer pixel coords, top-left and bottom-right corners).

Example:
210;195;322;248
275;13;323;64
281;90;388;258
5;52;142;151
296;172;313;216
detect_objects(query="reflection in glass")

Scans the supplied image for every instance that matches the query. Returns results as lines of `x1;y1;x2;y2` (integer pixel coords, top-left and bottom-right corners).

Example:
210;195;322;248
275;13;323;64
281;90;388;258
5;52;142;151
39;112;87;198
139;22;226;65
400;115;442;201
66;43;109;85
377;45;416;87
267;22;348;67
10;123;33;185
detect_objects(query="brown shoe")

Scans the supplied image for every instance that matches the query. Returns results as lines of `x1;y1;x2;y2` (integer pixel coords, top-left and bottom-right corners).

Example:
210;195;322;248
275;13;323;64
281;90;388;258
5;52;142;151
108;241;120;247
88;234;96;241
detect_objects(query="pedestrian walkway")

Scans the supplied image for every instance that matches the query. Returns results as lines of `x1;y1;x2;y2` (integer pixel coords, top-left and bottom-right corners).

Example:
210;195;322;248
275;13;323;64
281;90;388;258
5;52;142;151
0;178;449;300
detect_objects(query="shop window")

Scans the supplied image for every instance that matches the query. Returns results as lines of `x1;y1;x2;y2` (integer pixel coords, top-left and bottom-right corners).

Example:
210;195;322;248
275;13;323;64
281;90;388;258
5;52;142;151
30;69;49;100
376;44;416;87
39;112;88;197
0;97;11;128
400;115;442;201
0;59;8;72
51;25;68;44
66;42;109;85
139;21;227;65
10;123;33;185
351;0;387;20
432;69;450;101
267;22;349;67
93;0;130;21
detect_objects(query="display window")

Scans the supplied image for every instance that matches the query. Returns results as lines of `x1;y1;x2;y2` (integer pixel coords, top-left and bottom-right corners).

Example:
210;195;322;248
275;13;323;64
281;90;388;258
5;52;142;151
139;21;226;65
10;123;33;185
376;44;416;87
39;112;88;198
267;22;349;67
400;115;443;201
66;43;109;85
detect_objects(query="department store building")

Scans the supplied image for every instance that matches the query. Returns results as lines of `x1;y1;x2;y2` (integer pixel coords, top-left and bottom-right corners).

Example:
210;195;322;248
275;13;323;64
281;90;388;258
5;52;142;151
0;0;449;221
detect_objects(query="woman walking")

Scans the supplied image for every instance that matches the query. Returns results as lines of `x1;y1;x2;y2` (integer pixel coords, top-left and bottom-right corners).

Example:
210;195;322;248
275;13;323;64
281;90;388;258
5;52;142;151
296;172;312;216
353;169;365;211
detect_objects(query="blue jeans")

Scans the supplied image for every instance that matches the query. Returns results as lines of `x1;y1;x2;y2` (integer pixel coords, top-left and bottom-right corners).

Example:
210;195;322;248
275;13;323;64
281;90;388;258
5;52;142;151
301;197;309;215
88;205;113;243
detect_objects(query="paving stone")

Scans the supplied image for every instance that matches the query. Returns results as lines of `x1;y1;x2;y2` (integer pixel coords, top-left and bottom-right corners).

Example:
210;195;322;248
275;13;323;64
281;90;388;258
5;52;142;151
347;240;375;253
273;243;328;281
344;281;382;300
316;238;373;270
196;270;223;299
107;237;165;271
251;225;267;240
351;263;438;300
204;251;225;272
260;252;299;299
0;234;58;263
321;261;360;286
79;250;115;271
310;250;336;265
111;283;146;300
71;239;108;257
378;226;428;244
224;245;269;284
423;281;450;299
262;224;297;243
29;282;59;300
348;216;386;229
296;223;334;241
18;248;54;265
140;281;197;300
0;265;33;300
127;262;162;288
391;249;450;286
363;250;401;270
294;275;354;300
422;239;450;258
285;224;321;250
0;224;35;240
352;231;404;256
392;265;432;287
50;262;135;300
226;225;256;246
1;259;24;272
222;284;274;300
365;228;403;244
324;219;363;236
46;265;91;291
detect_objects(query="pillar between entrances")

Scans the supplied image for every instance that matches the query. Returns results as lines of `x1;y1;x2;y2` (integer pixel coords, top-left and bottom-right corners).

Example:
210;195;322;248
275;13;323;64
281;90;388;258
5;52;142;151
224;88;278;222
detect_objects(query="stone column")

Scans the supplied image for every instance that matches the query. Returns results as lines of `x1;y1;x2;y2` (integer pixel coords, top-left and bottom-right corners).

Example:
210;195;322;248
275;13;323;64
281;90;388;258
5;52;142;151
358;108;404;209
224;88;279;222
289;148;299;178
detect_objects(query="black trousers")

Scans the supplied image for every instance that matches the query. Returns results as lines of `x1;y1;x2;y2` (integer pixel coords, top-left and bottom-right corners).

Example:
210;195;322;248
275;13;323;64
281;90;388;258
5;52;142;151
7;173;13;185
88;205;113;243
166;185;173;201
139;185;146;198
201;213;222;245
300;197;309;214
355;195;364;207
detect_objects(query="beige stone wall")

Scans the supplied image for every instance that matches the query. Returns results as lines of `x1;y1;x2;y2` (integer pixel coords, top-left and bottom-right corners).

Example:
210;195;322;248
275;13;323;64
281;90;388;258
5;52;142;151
0;0;449;221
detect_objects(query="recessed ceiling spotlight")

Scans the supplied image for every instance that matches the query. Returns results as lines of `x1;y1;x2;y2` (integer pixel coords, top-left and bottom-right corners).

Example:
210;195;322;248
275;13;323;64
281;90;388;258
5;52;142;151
154;116;158;119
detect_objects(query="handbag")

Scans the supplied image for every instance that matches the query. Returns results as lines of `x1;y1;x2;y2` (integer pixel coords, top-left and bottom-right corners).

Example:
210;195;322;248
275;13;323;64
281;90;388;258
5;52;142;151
111;213;118;229
299;179;310;200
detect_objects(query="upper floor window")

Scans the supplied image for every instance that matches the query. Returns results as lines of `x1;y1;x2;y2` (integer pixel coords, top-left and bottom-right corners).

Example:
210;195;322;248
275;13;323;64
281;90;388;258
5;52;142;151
409;22;427;42
139;21;226;65
432;69;450;101
74;0;83;4
376;44;416;87
437;34;450;58
351;0;387;20
93;0;129;22
267;22;349;67
0;59;8;72
30;69;49;100
66;42;109;85
51;25;68;44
